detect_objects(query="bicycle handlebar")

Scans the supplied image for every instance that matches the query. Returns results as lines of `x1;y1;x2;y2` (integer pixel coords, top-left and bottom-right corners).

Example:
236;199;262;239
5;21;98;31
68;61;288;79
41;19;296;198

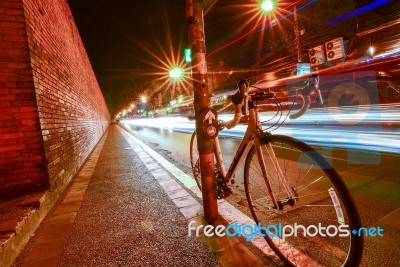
289;74;321;120
222;79;248;129
210;74;321;129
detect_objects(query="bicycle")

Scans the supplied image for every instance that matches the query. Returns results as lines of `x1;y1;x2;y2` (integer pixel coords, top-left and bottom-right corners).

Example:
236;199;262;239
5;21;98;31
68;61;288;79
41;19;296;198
189;75;363;267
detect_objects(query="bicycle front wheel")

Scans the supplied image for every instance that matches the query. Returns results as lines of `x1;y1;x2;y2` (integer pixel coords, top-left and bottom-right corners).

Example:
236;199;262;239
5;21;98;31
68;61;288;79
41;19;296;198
244;134;363;267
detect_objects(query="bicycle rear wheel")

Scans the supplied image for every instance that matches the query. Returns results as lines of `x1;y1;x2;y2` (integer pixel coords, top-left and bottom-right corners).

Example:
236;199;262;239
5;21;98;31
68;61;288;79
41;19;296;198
189;131;202;190
244;134;363;267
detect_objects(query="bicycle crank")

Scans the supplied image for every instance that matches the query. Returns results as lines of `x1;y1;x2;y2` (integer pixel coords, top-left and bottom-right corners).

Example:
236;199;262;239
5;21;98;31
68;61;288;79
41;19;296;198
215;168;232;199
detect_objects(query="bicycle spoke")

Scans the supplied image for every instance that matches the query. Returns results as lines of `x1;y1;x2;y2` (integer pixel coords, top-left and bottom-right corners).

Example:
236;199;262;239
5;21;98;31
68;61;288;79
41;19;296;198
244;135;363;267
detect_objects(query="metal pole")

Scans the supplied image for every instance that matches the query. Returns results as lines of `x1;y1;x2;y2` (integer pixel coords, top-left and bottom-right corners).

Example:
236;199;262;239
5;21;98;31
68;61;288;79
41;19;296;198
293;5;302;63
185;0;218;223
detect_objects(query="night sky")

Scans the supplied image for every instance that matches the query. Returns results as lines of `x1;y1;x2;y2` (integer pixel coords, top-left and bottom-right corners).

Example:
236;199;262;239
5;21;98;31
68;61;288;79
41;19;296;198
66;0;398;116
67;0;188;115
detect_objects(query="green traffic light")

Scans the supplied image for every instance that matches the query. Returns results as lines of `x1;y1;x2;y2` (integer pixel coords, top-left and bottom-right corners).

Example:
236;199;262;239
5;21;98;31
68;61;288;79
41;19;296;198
184;48;192;63
169;67;184;80
260;0;274;12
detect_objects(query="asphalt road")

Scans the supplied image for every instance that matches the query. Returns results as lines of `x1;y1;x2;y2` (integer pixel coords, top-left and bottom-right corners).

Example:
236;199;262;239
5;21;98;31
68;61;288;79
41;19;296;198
122;120;400;267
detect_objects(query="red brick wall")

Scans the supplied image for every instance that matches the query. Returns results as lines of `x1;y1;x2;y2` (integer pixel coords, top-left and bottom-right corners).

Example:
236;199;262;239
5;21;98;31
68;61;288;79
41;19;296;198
0;0;48;199
0;0;110;200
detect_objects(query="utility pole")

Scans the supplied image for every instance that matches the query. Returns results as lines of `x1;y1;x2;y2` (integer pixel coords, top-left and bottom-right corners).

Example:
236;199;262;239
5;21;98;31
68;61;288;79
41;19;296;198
185;0;218;223
293;5;302;63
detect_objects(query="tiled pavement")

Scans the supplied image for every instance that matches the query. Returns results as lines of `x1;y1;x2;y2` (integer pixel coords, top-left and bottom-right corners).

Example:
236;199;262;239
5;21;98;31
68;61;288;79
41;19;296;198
8;125;276;267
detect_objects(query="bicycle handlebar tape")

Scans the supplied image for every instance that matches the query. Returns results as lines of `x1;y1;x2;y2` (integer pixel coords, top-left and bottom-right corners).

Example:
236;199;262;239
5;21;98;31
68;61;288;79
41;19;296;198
289;96;311;120
225;104;243;129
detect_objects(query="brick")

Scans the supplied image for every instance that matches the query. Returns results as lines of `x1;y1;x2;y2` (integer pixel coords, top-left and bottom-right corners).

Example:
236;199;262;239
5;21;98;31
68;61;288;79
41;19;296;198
0;14;15;21
0;150;20;158
0;2;23;9
4;35;28;42
8;74;32;81
0;138;18;146
15;112;38;119
18;125;40;132
0;21;25;28
0;101;11;107
0;144;24;152
0;132;23;139
12;100;37;106
0;81;17;88
11;42;28;49
3;47;27;55
21;118;39;125
27;142;42;149
0;126;17;133
0;42;12;48
17;93;36;100
10;88;34;94
24;130;41;137
0;107;19;113
16;69;32;75
5;8;24;16
20;106;37;112
0;27;18;35
6;62;30;68
0;119;19;127
15;16;25;23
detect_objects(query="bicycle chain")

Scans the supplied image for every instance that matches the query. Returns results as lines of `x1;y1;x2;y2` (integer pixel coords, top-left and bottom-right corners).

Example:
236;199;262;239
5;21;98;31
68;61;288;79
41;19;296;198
193;160;232;199
215;167;232;199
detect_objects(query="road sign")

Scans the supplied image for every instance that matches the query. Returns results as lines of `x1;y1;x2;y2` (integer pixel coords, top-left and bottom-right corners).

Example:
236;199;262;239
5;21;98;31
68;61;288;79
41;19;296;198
202;108;218;139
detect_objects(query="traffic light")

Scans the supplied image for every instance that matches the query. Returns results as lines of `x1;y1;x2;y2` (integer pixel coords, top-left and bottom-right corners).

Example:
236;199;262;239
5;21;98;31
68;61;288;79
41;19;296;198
184;48;192;63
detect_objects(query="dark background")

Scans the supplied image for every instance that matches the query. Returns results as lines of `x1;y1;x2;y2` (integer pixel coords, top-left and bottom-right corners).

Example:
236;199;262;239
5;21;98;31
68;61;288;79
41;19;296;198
67;0;396;116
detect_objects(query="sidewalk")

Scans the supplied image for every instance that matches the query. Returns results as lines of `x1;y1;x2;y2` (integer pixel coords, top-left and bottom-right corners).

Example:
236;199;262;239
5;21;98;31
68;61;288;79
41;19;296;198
6;125;273;267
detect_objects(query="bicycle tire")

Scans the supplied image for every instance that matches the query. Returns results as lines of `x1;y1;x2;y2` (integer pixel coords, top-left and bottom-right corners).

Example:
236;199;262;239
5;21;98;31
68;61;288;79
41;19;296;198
189;131;202;190
244;134;363;267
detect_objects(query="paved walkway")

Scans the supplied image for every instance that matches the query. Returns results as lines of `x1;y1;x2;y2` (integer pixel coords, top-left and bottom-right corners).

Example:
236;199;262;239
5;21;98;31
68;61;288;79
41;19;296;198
12;125;272;267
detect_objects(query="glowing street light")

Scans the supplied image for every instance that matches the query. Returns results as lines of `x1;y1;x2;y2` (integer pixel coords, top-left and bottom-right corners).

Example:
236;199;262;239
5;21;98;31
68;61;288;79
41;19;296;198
368;46;375;57
141;96;147;103
260;0;274;13
168;67;184;81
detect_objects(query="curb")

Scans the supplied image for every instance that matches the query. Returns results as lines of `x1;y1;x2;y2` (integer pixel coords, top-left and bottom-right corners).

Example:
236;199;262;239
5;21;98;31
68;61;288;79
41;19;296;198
0;190;62;267
0;131;109;267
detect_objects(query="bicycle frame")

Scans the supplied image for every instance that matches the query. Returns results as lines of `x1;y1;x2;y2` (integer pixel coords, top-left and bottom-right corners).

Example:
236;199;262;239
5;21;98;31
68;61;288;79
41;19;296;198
213;106;297;208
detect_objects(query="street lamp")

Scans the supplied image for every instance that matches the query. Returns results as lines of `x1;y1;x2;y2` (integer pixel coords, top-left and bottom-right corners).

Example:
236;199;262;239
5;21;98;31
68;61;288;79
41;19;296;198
368;46;375;57
168;67;184;81
260;0;274;13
